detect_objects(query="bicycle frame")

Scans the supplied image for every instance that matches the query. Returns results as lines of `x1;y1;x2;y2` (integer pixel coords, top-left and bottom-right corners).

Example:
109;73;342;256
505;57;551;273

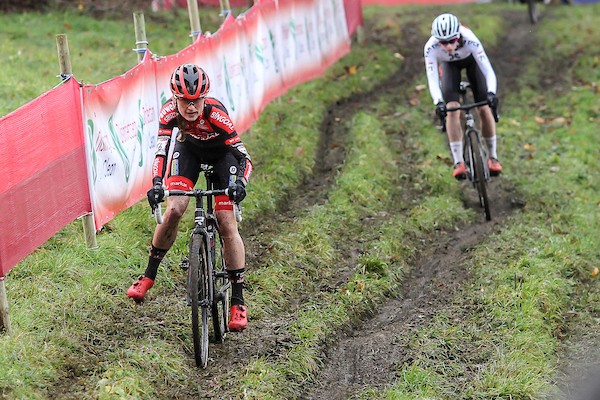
153;167;232;367
443;81;493;221
191;170;231;311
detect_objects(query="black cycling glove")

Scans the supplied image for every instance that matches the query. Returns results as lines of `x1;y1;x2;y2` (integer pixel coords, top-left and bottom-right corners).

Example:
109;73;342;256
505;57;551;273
487;92;499;122
147;176;164;209
228;180;246;204
435;101;446;122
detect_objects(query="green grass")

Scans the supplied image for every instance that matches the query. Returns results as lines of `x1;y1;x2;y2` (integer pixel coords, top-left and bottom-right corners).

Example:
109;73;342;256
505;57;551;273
360;4;600;399
1;2;600;400
0;8;227;116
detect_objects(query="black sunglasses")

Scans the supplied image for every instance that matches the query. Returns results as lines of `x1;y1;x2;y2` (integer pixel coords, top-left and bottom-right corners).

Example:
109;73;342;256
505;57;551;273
439;37;459;45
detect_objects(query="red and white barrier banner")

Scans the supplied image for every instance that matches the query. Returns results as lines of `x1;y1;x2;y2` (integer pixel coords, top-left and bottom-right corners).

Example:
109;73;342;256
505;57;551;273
343;0;363;36
85;0;350;229
0;78;91;276
151;0;249;11
0;0;357;274
242;0;288;115
82;54;160;228
362;0;475;4
207;13;257;133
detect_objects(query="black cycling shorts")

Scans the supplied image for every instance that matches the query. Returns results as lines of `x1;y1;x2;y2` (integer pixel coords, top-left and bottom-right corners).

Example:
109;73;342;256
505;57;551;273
439;54;488;103
166;141;239;192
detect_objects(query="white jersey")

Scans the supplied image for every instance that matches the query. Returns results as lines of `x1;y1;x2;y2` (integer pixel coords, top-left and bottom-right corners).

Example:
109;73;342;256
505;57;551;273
423;25;497;105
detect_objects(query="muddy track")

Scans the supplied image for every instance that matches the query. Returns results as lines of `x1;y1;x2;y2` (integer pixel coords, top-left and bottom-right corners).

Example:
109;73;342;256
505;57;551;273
241;21;426;264
179;8;543;400
302;10;536;399
200;19;432;374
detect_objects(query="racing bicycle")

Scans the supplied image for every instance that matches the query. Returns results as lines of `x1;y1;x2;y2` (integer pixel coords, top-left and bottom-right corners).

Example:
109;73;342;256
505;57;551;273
153;166;238;368
440;81;494;221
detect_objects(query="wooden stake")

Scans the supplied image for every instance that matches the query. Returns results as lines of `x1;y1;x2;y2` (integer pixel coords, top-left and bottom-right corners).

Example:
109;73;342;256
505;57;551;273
0;277;11;335
219;0;232;19
187;0;202;42
356;25;365;45
55;34;98;250
55;34;72;77
79;213;99;250
133;11;148;62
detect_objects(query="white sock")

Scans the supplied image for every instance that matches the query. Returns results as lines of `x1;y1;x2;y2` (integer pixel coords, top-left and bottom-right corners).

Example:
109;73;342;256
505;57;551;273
449;141;463;165
485;136;498;160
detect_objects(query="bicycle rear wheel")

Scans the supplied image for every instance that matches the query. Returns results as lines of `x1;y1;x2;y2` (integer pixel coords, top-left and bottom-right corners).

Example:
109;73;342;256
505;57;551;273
468;130;492;221
211;231;230;343
188;233;210;368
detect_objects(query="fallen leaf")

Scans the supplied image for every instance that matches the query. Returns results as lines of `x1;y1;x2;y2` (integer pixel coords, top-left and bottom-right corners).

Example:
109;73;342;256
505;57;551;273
549;117;568;127
409;97;420;106
534;117;545;124
592;267;599;277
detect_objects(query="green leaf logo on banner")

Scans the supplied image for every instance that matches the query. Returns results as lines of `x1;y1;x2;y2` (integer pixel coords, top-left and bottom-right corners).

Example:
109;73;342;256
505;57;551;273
137;99;144;167
87;119;98;184
224;57;235;112
108;115;131;182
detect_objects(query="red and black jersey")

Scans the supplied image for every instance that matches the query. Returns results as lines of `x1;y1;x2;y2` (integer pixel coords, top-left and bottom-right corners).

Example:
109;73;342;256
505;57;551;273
152;97;252;185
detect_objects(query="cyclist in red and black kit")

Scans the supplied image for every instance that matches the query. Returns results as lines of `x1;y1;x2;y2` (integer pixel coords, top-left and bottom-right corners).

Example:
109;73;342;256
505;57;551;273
424;13;502;180
127;63;252;332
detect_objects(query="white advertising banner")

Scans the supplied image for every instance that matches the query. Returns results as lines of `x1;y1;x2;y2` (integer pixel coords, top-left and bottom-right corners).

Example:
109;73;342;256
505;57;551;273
83;55;159;229
242;0;287;117
208;14;256;133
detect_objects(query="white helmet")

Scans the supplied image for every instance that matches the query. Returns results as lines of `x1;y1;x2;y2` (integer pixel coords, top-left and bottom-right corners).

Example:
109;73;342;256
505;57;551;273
431;13;461;40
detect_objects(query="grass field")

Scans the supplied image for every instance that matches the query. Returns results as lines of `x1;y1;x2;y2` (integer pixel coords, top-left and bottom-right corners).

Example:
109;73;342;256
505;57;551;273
1;2;599;399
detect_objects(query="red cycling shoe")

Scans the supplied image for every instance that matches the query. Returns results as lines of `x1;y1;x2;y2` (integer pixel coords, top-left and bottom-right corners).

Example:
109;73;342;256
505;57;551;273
488;158;503;176
228;305;248;332
453;162;467;180
127;275;154;302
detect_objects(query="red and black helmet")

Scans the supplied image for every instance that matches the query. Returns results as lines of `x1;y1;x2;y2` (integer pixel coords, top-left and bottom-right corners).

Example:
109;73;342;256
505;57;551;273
170;63;210;100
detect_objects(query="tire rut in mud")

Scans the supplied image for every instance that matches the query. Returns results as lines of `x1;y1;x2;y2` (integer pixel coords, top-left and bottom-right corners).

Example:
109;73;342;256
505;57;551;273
191;19;434;397
176;9;538;399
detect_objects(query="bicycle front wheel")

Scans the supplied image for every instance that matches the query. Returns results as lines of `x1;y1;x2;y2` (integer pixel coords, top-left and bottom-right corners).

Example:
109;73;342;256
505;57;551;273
211;230;230;343
188;233;210;368
468;130;492;221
